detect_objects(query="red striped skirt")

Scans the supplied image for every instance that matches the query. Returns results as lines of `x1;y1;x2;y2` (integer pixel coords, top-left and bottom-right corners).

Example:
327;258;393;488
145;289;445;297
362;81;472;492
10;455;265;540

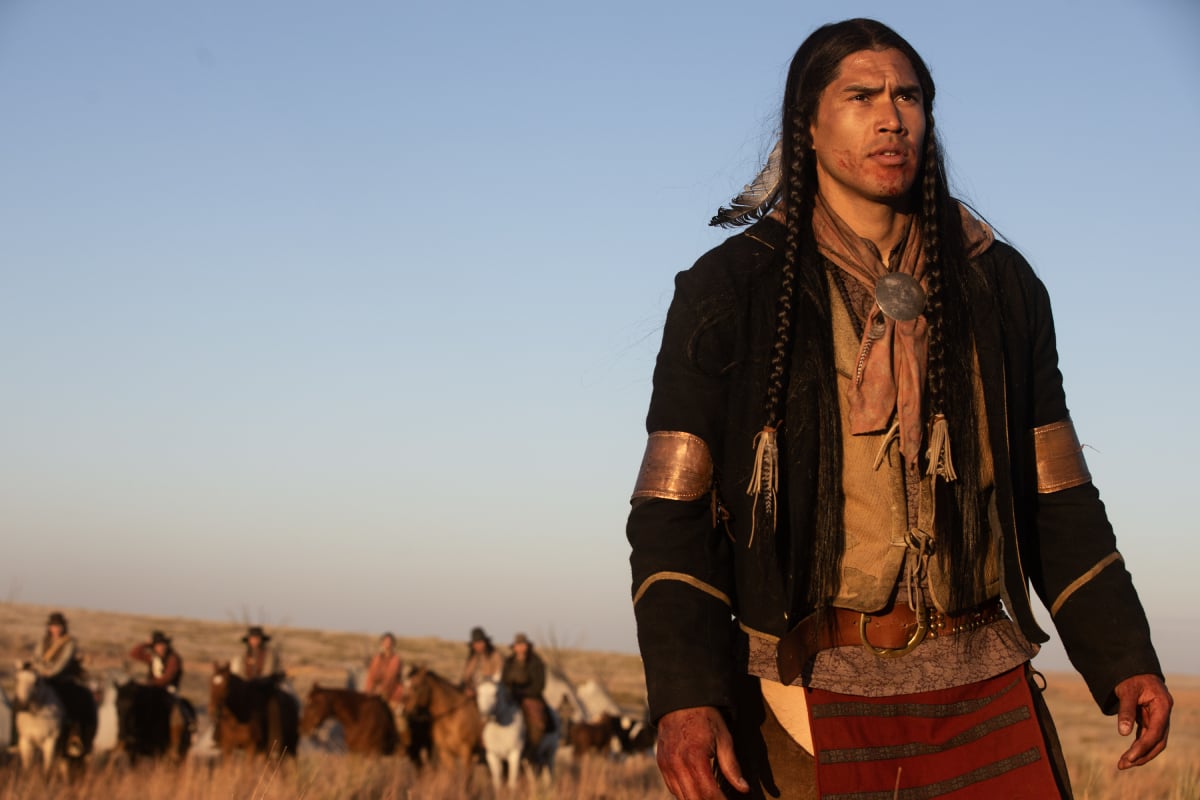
806;666;1063;799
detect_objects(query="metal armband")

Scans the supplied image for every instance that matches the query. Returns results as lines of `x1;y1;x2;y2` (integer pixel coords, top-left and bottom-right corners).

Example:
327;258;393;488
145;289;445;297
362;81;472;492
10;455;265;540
1032;417;1091;493
631;431;714;502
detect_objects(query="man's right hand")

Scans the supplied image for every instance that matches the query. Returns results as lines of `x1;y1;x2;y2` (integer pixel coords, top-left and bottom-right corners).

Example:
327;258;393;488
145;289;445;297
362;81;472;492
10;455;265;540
656;705;749;799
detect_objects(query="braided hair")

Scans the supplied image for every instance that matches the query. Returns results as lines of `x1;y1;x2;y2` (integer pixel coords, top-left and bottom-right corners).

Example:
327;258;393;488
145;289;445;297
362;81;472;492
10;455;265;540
719;19;987;615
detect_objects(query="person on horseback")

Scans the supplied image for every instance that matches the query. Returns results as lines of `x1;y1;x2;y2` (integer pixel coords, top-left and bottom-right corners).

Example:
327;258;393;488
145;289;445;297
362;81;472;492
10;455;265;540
31;611;97;757
364;631;406;707
232;625;282;680
501;633;555;755
129;630;197;732
461;626;503;696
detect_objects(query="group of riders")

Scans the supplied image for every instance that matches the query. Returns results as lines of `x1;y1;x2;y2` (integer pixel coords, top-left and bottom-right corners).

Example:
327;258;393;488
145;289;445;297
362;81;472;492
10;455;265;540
368;626;557;753
24;612;555;759
23;611;286;757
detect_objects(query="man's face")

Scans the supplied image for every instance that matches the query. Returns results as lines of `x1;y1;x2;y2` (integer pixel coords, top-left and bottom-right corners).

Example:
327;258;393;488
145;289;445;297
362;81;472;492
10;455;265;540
153;642;169;657
471;639;486;654
809;48;926;210
248;635;262;649
513;642;529;659
48;623;64;638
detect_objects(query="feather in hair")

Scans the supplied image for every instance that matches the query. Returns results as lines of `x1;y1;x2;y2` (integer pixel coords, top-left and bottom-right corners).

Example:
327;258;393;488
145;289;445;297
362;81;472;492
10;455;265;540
710;139;783;228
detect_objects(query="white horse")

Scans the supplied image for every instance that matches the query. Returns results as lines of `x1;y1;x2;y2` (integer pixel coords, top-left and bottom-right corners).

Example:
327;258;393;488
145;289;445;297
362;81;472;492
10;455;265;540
92;676;120;754
476;678;525;790
13;663;64;778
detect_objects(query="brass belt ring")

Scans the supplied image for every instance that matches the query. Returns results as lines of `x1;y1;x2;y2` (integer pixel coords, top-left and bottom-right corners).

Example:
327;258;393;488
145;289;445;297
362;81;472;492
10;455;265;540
859;612;928;659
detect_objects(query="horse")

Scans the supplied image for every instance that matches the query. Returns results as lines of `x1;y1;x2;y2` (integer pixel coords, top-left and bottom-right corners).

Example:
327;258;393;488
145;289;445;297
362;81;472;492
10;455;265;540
115;680;191;763
300;684;398;756
12;662;96;780
401;667;482;771
475;678;525;790
92;678;119;754
566;712;622;758
208;662;299;759
619;716;657;754
12;664;63;778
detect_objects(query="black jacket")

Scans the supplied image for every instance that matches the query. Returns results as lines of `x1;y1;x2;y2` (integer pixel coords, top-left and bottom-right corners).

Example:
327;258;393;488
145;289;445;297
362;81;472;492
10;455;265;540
628;218;1161;721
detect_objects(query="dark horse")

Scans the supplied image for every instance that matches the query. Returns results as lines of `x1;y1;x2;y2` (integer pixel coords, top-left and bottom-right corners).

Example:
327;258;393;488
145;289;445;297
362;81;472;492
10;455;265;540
115;681;192;763
299;684;398;756
208;662;299;758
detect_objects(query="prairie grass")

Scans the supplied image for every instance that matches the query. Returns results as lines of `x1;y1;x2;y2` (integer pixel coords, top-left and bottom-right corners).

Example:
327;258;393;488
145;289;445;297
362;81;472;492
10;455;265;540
0;752;673;799
1041;671;1200;800
1;602;1194;798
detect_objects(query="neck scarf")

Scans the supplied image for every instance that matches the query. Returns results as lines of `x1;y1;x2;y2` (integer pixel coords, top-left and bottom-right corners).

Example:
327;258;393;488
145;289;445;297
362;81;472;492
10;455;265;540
811;194;994;470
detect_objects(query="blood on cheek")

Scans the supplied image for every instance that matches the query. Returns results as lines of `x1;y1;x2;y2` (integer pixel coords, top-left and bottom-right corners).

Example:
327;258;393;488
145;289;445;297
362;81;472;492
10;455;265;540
820;147;918;198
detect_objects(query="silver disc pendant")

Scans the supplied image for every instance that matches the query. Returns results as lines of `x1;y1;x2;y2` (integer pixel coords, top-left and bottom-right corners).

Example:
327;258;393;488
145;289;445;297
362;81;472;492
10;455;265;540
875;273;926;322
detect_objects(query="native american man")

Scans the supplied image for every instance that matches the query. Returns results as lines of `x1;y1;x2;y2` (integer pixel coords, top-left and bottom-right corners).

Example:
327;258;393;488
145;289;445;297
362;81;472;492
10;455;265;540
628;18;1171;800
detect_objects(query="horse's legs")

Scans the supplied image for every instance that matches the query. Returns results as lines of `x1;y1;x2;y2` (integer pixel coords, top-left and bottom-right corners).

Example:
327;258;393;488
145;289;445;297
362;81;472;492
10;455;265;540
506;749;522;790
41;736;57;780
484;750;503;790
168;706;188;762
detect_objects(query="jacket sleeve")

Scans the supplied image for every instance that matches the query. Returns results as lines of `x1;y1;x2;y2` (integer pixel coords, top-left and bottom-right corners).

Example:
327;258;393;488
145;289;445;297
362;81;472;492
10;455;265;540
1020;267;1162;712
129;643;152;665
628;263;737;723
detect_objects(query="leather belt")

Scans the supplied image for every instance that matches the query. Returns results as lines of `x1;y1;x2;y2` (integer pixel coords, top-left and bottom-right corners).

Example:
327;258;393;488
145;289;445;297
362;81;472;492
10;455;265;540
776;599;1005;684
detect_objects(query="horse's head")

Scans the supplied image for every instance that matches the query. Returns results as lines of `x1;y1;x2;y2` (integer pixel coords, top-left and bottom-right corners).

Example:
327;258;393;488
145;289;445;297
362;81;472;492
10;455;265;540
115;680;146;747
298;684;330;736
115;680;139;718
474;678;500;717
12;663;41;710
400;667;431;716
209;661;234;722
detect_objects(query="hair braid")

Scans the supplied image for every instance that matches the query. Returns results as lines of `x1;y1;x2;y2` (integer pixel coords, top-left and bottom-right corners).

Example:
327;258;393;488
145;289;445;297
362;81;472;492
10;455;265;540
921;130;946;424
918;127;988;614
764;118;809;430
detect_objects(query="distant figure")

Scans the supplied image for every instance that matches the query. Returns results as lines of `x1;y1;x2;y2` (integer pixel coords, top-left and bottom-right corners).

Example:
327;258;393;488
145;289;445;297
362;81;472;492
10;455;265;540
232;625;282;680
129;630;196;731
501;633;554;755
31;611;97;756
460;626;503;695
363;632;405;708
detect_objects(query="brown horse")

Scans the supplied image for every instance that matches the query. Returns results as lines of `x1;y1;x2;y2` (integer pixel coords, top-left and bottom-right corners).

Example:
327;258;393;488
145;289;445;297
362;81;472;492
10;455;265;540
300;685;398;756
401;667;482;770
208;662;299;758
566;712;621;758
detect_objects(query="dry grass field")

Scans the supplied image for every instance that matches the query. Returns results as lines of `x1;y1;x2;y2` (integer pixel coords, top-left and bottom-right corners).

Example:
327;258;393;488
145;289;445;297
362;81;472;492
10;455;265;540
0;601;1194;799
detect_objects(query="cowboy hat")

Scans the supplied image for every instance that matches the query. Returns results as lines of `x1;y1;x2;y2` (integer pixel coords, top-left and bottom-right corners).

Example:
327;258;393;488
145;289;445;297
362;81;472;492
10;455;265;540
241;625;271;644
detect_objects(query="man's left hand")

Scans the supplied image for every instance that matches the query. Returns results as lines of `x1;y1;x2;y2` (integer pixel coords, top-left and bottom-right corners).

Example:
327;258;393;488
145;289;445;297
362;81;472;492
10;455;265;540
1113;673;1172;769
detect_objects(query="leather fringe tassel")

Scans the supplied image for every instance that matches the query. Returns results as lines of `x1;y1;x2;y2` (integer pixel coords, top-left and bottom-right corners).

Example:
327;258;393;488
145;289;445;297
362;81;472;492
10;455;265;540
926;413;957;482
746;425;779;546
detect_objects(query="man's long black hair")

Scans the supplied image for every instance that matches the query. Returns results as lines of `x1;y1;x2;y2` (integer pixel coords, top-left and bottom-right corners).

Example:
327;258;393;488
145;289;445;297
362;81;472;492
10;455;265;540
717;19;988;616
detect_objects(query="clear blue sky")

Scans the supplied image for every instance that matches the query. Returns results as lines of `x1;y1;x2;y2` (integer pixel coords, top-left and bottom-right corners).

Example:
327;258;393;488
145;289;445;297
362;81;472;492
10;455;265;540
2;1;1197;674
